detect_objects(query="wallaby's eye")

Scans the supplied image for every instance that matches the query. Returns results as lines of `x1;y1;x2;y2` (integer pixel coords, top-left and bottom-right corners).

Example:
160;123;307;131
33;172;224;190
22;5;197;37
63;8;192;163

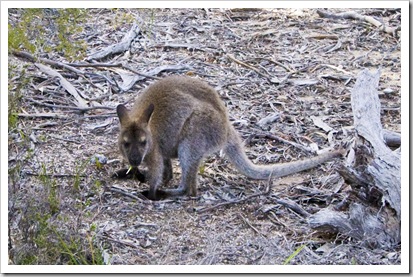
138;136;146;144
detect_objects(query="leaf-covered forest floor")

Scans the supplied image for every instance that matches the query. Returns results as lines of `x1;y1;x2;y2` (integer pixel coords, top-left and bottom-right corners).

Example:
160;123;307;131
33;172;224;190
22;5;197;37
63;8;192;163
8;8;401;266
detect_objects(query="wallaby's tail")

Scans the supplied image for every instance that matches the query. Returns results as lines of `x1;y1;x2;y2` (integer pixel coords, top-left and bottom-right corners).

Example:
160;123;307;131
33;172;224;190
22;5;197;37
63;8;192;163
224;128;343;180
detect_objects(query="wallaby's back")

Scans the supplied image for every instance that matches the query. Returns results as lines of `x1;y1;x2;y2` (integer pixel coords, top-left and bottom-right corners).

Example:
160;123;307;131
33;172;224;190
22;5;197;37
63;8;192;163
130;76;231;158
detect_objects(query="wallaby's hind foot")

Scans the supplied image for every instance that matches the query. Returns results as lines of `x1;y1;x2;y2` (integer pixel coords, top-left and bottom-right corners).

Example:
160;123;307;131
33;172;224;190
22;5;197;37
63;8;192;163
141;189;170;201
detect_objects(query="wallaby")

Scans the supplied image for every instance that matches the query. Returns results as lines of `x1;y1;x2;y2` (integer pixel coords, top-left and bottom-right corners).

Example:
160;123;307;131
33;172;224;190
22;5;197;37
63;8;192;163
116;76;343;200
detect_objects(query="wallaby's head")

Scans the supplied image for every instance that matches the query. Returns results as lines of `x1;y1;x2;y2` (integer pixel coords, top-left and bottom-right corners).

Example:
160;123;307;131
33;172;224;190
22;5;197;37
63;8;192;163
116;104;154;167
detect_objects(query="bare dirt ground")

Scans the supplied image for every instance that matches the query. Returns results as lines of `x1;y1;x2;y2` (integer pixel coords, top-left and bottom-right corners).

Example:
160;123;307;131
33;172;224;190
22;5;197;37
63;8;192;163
8;8;401;266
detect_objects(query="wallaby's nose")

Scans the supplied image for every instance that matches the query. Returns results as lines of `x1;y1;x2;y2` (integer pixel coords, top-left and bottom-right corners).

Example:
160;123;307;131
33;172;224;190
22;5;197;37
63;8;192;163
129;158;141;167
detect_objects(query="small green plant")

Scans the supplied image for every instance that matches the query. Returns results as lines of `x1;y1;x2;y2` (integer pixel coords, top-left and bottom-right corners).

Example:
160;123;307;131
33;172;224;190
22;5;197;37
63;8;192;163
283;244;306;265
90;223;97;232
8;8;88;59
73;159;89;191
8;65;29;131
38;163;60;215
17;211;104;265
93;180;102;193
55;229;103;265
113;8;135;28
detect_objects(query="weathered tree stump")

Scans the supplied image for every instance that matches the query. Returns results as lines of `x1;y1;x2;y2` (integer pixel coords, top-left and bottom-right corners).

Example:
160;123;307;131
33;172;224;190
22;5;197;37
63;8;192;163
308;69;401;250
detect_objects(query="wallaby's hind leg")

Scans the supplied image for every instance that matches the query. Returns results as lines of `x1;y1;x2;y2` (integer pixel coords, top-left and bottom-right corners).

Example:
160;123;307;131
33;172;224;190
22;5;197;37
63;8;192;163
163;141;203;197
163;158;173;183
178;153;202;197
163;109;227;197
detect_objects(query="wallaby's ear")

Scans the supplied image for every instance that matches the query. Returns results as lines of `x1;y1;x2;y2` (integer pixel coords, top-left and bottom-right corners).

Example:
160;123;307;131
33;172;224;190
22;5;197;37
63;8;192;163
116;104;130;125
141;103;154;124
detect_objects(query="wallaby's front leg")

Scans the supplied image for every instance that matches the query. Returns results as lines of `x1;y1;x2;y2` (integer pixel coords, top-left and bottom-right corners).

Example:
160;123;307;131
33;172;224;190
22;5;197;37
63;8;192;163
145;150;164;200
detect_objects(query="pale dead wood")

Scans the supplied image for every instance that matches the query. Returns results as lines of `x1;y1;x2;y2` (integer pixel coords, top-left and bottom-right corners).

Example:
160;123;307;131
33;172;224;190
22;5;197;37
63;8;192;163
87;23;141;61
305;33;339;40
17;112;68;119
111;64;191;92
195;175;272;213
308;204;399;249
237;213;267;238
265;197;311;218
308;69;401;250
227;54;273;81
104;184;146;202
382;129;401;148
350;69;400;218
246;132;319;154
317;10;400;37
27;97;114;112
35;63;88;108
12;50;84;75
13;50;119;88
67;62;123;68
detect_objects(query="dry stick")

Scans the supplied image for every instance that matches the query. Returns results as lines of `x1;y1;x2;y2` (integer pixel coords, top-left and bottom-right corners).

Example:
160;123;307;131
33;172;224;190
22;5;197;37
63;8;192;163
27;97;114;112
12;50;84;74
237;213;267;238
48;134;81;144
105;185;145;202
317;10;400;36
195;174;273;213
121;64;162;80
67;62;123;68
112;64;191;92
310;63;353;75
98;235;140;249
270;197;311;218
67;61;160;81
35;63;88;108
12;50;118;88
227;54;273;81
256;57;295;73
247;131;316;154
87;22;140;61
17;112;68;119
382;129;401;148
306;34;339;40
23;171;86;178
65;61;161;80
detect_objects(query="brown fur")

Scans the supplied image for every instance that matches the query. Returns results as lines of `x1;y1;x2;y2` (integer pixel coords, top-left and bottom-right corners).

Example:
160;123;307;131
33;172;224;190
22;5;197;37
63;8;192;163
117;76;343;200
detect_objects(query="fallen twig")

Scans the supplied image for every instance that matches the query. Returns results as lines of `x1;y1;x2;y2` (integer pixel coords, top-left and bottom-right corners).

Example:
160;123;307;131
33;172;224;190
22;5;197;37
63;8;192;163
13;50;119;88
105;185;146;202
227;54;273;81
195;174;272;213
237;213;266;238
246;131;316;154
269;196;311;218
35;63;88;108
12;50;84;74
67;62;123;68
27;97;114;112
17;112;68;119
112;64;191;92
317;9;400;37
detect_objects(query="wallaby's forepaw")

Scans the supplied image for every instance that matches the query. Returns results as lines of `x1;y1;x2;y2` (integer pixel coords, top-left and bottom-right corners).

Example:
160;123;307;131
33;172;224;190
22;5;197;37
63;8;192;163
111;167;146;182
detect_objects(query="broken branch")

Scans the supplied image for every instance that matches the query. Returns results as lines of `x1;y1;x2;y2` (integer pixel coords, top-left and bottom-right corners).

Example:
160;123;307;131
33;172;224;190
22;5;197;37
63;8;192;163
317;10;400;37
